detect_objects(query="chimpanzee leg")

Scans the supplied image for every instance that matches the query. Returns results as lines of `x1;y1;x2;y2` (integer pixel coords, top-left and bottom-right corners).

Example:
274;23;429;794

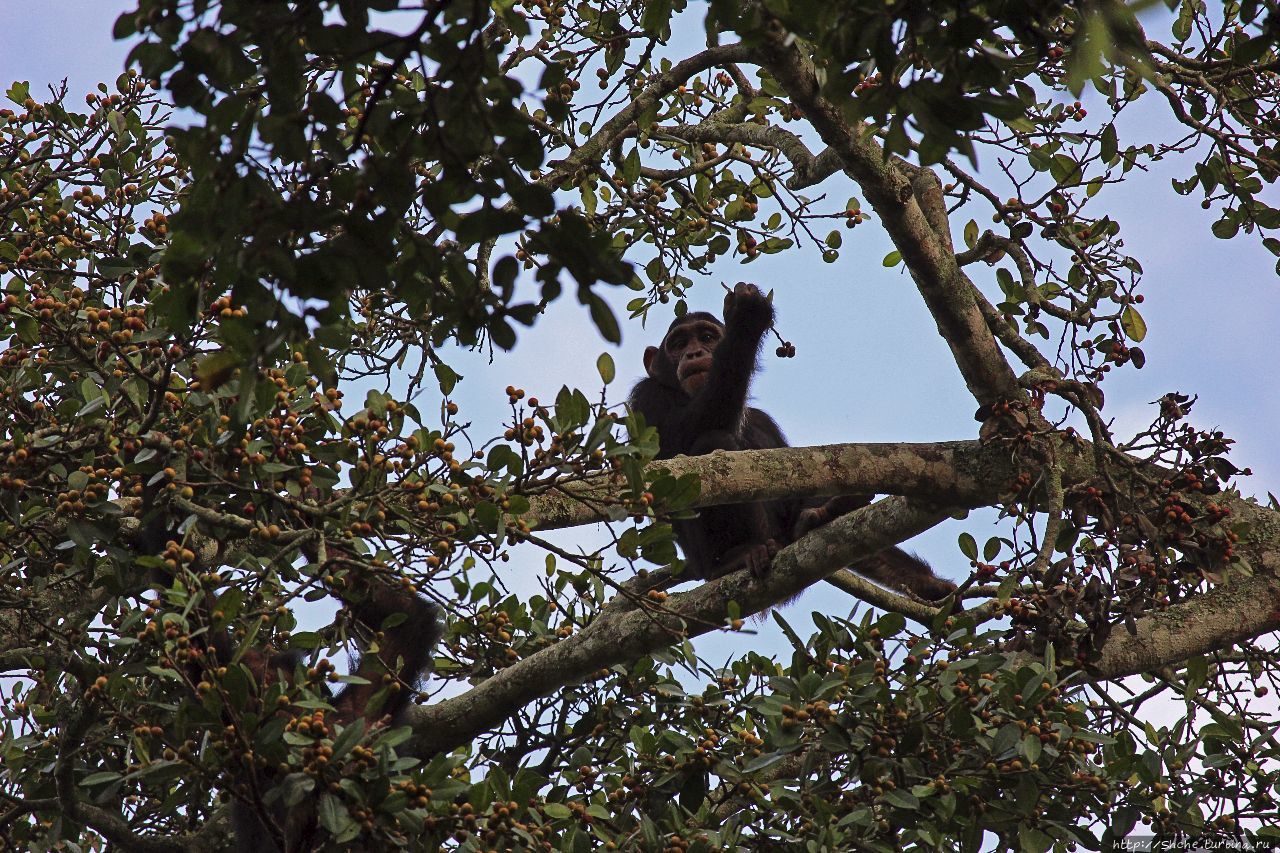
680;430;780;579
855;549;958;602
789;494;958;603
791;493;875;539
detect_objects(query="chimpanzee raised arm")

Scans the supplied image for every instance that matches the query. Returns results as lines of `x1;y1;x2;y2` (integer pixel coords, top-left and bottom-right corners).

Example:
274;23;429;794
628;282;956;601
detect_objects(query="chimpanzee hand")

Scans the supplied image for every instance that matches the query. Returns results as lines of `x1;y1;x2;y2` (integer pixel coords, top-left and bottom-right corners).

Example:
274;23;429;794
722;282;774;336
792;494;873;539
792;505;832;540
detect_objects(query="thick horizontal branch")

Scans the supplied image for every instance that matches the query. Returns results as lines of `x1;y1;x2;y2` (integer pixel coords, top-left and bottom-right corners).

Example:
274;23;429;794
10;440;1279;761
526;439;1092;530
405;496;949;755
757;26;1021;408
418;440;1280;752
1094;571;1280;680
1094;499;1280;679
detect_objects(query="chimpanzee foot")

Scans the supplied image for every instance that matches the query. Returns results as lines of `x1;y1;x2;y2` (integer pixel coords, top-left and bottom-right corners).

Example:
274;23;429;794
856;548;958;605
718;541;777;579
754;538;781;577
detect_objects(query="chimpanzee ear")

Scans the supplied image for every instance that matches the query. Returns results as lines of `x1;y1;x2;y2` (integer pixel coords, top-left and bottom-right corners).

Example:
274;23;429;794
643;346;659;377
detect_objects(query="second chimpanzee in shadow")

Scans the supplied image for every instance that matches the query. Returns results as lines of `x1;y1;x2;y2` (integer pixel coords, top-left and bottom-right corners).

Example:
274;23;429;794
226;570;442;852
135;456;443;851
629;282;955;601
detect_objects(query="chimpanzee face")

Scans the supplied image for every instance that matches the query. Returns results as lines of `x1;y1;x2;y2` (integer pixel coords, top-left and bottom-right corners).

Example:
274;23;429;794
662;319;724;395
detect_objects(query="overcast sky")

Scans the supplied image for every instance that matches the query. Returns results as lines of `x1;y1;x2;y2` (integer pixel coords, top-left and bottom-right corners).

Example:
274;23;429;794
3;2;1278;655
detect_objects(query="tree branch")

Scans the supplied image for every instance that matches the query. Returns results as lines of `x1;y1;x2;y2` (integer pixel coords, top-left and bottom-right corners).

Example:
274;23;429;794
55;708;185;853
756;26;1021;407
656;120;842;189
823;568;947;624
404;496;950;755
1094;500;1280;679
544;43;755;184
524;439;1073;530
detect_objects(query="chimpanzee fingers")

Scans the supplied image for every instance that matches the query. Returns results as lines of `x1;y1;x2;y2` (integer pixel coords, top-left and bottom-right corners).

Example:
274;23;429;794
723;282;774;333
792;506;830;539
748;545;773;579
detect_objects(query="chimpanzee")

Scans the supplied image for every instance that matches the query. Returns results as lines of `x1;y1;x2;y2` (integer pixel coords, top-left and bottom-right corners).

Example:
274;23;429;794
628;281;955;601
136;453;442;851
227;568;442;852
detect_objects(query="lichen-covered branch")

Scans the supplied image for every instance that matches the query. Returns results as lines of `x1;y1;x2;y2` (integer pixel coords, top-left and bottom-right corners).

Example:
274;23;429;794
1094;499;1280;679
405;496;950;755
757;26;1022;408
526;440;1026;529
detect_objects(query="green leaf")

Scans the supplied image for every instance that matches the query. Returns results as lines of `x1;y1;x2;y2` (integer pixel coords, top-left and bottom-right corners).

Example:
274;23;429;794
77;394;106;414
1021;733;1042;765
330;719;366;761
1211;216;1239;239
1049;154;1081;185
1232;34;1271;66
992;723;1021;757
1018;826;1054;853
489;319;517;350
882;789;920;810
80;771;123;786
1173;2;1193;42
640;0;674;34
543;802;573;819
679;771;708;812
881;250;902;267
1100;123;1118;162
1121;305;1147;342
434;363;460;395
473;501;500;534
1065;10;1112;96
596;352;615;385
318;793;353;835
963;219;979;248
585;293;621;344
6;81;30;105
957;532;977;560
196;351;240;390
622;148;641;185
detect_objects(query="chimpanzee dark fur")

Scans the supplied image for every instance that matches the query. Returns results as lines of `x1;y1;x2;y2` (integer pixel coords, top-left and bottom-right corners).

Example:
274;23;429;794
629;282;955;600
